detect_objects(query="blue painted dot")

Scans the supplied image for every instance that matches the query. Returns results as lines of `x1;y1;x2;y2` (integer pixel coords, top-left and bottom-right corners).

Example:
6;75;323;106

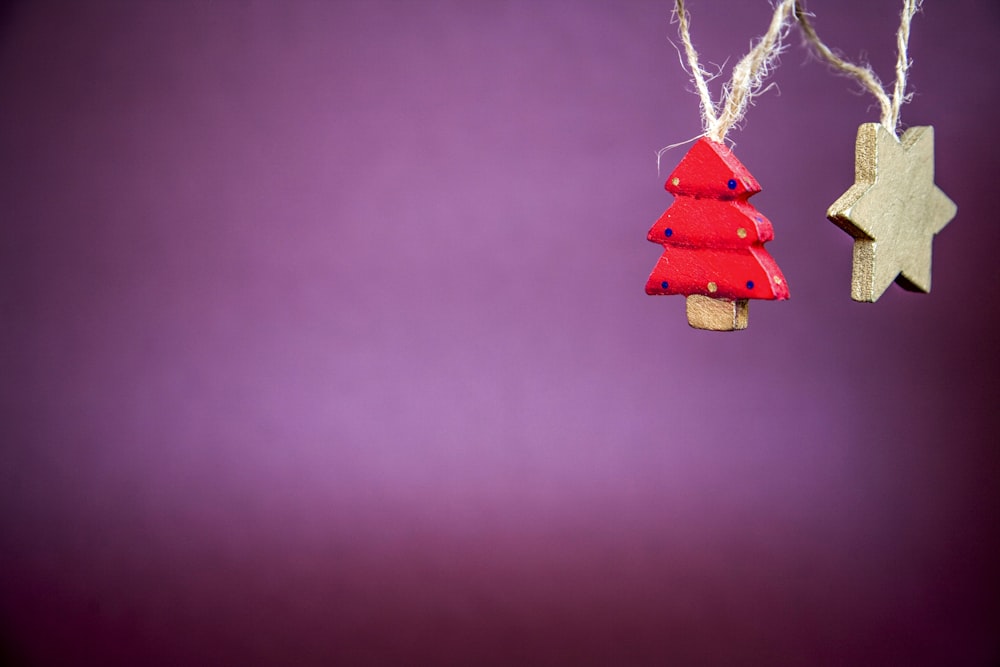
746;281;755;289
727;179;738;190
755;216;763;223
661;281;669;290
664;228;673;237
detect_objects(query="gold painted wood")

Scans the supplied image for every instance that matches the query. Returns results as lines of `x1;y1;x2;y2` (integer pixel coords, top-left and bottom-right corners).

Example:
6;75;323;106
827;123;957;302
686;295;749;331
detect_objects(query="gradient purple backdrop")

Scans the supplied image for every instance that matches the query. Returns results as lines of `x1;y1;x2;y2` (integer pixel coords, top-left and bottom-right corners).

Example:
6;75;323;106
1;1;998;665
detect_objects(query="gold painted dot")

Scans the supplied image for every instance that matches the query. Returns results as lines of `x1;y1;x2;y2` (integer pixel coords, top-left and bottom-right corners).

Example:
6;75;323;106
774;276;783;285
671;177;680;186
736;227;747;239
707;282;718;293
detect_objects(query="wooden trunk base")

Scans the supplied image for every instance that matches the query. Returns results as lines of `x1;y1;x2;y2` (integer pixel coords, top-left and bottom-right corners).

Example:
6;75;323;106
685;295;749;331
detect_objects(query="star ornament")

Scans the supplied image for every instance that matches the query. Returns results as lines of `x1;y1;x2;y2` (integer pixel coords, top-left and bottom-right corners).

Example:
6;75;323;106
827;122;957;302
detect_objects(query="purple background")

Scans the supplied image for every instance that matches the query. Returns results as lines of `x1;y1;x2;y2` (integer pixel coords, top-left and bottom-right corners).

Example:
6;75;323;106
1;1;998;664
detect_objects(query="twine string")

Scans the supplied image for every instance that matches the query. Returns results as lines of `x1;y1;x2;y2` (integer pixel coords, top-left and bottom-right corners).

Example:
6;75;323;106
890;0;920;131
795;0;921;135
674;0;719;133
675;0;798;144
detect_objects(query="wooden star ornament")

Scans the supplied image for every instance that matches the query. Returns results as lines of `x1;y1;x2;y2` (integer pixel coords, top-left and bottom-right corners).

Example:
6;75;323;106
827;122;957;302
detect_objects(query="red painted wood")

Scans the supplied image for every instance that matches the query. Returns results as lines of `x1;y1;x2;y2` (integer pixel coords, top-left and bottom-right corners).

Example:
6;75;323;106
646;138;789;300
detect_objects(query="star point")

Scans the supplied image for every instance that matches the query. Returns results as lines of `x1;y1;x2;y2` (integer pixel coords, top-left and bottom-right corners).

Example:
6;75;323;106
827;122;957;302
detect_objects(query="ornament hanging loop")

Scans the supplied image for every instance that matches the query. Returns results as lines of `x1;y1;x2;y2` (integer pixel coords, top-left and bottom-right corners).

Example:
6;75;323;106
674;0;798;144
795;0;922;136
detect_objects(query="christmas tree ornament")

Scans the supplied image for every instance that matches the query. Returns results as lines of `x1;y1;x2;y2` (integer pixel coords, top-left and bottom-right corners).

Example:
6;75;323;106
647;0;797;331
646;138;788;331
796;0;957;302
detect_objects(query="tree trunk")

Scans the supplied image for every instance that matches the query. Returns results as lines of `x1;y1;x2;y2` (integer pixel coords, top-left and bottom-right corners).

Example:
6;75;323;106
686;295;749;331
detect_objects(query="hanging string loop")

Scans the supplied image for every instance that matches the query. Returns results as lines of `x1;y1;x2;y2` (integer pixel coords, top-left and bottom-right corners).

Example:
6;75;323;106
674;0;799;143
795;0;922;136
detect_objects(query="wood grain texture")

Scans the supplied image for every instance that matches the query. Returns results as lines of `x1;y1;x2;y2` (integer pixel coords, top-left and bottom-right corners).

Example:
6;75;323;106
686;295;749;331
645;138;788;331
827;123;957;302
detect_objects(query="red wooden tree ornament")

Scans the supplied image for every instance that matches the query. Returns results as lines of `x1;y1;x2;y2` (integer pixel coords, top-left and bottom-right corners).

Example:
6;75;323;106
646;138;789;331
